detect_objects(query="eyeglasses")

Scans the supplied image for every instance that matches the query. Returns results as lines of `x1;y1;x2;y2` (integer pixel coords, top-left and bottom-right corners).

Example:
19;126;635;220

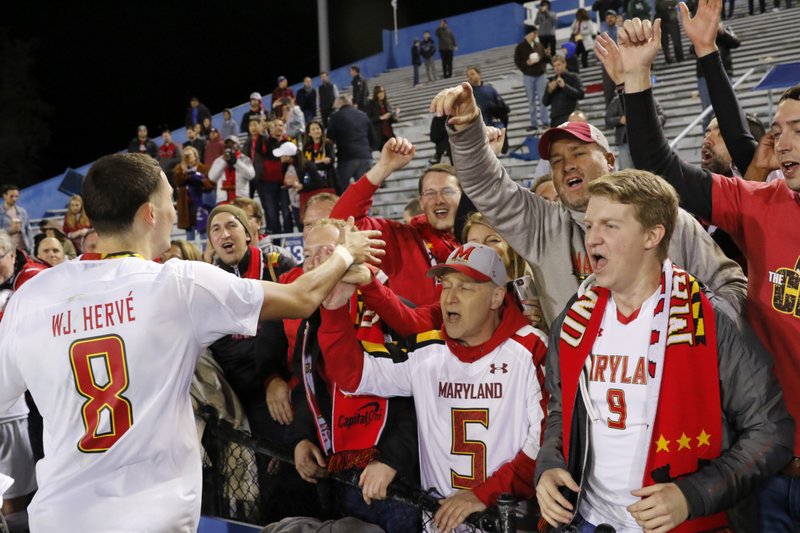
420;187;459;200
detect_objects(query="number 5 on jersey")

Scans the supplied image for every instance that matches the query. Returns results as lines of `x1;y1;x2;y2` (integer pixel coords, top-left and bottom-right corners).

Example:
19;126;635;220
69;335;134;453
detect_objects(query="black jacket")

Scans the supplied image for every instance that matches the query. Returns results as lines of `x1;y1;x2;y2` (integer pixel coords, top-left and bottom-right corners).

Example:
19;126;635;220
411;45;421;66
185;103;212;129
542;71;585;121
351;75;369;108
127;138;158;159
318;82;337;112
692;25;740;78
296;87;317;115
326;105;375;161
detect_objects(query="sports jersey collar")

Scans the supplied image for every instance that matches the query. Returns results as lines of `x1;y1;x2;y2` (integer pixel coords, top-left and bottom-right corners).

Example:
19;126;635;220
80;251;145;261
442;294;530;363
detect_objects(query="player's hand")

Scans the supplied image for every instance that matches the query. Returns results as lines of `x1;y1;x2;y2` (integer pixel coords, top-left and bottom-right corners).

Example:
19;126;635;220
679;0;722;57
744;132;780;181
628;483;689;533
429;82;481;130
294;439;328;484
485;126;506;155
340;217;385;265
434;490;487;532
536;468;580;526
595;32;625;85
359;461;397;505
265;377;293;425
322;279;357;310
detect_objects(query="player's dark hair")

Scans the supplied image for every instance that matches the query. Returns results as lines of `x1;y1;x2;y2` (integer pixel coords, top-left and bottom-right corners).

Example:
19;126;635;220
83;153;163;236
418;164;459;194
779;84;800;103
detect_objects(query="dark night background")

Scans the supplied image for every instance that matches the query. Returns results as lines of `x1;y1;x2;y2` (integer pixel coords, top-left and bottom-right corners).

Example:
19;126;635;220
1;0;520;188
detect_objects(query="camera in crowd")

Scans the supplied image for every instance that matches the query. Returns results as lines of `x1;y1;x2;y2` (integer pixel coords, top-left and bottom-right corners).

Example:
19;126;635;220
224;147;238;168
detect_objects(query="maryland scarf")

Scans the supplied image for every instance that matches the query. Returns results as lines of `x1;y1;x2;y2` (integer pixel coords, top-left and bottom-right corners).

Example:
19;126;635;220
408;214;459;267
220;151;242;202
558;261;726;532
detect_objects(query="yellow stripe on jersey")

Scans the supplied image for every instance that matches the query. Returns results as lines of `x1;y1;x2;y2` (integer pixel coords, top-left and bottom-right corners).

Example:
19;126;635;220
361;340;389;354
414;330;445;350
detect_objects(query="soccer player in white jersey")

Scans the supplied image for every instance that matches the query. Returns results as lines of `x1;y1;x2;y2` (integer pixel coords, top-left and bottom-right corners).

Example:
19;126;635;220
535;169;792;533
0;153;384;533
317;242;548;532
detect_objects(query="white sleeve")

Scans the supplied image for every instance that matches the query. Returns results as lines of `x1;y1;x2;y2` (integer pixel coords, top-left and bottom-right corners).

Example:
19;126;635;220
236;155;256;181
208;158;225;182
172;261;265;346
352;352;414;398
0;300;26;413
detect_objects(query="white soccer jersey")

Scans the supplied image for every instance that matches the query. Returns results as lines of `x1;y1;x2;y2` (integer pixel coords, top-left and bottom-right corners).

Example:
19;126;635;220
0;257;263;533
353;326;544;518
579;291;658;533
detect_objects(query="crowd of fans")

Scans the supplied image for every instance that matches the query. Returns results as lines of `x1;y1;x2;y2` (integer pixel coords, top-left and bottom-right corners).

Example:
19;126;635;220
1;0;799;532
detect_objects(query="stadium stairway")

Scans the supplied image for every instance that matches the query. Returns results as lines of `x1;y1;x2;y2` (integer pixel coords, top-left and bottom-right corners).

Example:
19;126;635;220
345;4;799;220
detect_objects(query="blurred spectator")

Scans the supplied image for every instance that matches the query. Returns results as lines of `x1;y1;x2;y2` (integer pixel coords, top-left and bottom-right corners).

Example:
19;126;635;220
157;129;182;183
231;197;296;262
241;92;265;133
271;76;295;114
531;174;559;202
570;8;596;69
402;197;422;224
260;119;294;234
544;55;585;127
429;115;451;165
411;39;422;87
318;72;339;129
592;0;625;14
467;67;510;152
183;126;206;162
221;108;238;139
0;185;33;253
35;236;65;266
80;229;98;253
37;220;76;259
515;24;551;131
350;65;369;109
185;97;211;130
535;0;558;56
162;240;203;262
274;142;301;232
561;41;581;73
601;10;621;106
281;97;306;139
436;19;457;79
656;0;684;64
204;127;225;165
296;77;317;126
327;95;375;194
691;22;740;131
300;122;337;208
174;146;214;242
330;141;460;306
61;194;92;253
200;117;213;138
209;136;256;204
628;0;652;19
366;86;399;151
127;125;158;159
605;90;666;170
420;32;437;83
301;193;338;238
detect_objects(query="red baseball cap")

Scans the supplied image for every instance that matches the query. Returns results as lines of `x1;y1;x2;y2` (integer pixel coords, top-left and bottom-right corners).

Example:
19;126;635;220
538;121;611;160
427;243;507;286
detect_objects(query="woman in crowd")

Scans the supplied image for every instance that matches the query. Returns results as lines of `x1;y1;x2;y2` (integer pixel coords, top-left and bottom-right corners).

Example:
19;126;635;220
366;86;399;150
62;194;92;253
570;8;596;69
300;121;337;208
161;240;203;262
173;146;214;243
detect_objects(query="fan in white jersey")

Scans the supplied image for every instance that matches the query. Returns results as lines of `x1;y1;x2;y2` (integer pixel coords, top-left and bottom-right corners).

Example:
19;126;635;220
0;153;385;533
318;243;548;533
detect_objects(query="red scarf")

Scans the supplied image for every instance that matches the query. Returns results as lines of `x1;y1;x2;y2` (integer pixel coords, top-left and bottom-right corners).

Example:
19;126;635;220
220;151;241;202
408;214;459;266
558;264;726;532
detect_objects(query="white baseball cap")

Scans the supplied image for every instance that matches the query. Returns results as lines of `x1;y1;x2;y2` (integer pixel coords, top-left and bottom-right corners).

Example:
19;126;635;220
427;243;507;286
273;142;298;158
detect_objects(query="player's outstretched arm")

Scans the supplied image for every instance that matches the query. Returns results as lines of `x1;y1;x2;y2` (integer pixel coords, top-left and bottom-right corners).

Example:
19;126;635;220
259;220;384;321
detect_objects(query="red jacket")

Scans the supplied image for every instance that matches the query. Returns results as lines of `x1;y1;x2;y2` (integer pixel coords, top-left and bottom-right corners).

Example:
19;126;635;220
330;176;458;306
0;250;48;320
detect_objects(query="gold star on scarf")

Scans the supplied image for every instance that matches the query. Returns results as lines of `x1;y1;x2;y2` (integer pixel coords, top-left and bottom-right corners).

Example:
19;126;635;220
696;429;711;447
656;434;670;452
677;432;692;450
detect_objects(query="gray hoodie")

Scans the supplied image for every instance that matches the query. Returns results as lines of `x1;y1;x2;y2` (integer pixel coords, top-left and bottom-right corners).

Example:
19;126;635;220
448;118;748;324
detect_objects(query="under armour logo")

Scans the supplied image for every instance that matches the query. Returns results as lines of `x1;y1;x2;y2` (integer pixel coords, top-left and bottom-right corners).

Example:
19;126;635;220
598;328;604;338
489;363;508;374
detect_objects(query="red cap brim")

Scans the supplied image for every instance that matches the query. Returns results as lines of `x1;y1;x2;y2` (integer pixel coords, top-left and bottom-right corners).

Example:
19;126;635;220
538;123;596;160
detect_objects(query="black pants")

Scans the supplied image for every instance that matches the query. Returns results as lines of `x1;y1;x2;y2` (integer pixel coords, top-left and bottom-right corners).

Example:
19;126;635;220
660;20;684;62
440;49;454;78
748;0;766;13
540;35;557;56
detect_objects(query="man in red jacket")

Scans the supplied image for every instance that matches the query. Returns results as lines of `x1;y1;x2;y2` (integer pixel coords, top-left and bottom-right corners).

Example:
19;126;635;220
330;137;460;306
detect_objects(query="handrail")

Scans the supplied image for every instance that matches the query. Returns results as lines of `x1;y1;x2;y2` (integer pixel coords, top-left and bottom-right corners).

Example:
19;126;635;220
668;67;756;149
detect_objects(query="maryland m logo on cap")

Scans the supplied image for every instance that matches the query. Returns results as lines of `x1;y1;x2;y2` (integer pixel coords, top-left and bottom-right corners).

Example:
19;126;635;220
427;243;507;285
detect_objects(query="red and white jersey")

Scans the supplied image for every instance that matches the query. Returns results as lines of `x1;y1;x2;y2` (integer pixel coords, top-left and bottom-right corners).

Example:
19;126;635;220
579;291;658;533
352;325;544;506
0;257;263;533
